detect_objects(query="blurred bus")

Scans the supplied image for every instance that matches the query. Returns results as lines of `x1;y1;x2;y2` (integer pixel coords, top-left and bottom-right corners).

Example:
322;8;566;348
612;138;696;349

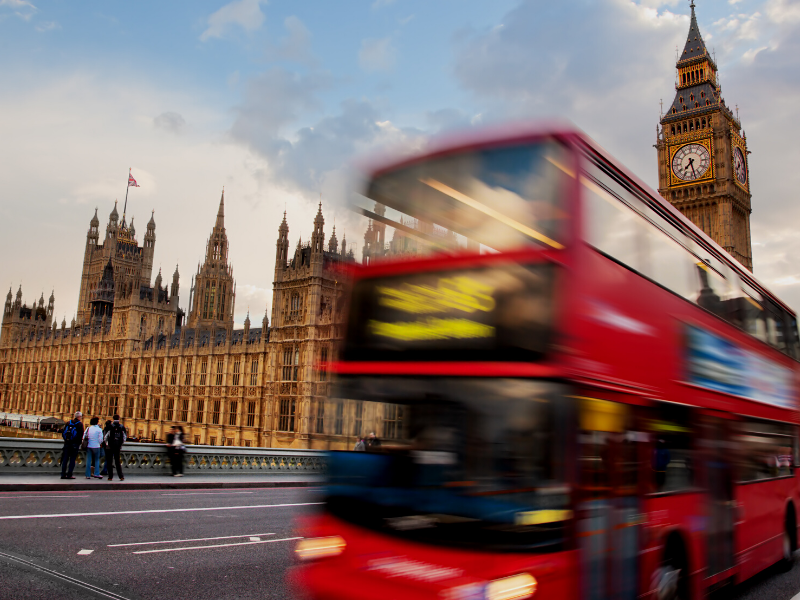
289;124;800;600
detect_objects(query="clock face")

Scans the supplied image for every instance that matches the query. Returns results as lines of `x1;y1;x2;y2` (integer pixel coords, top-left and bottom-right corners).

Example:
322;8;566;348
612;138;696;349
672;143;711;182
733;146;747;185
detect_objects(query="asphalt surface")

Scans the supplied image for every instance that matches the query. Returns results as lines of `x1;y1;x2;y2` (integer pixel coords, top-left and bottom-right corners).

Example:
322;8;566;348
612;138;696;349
0;487;799;600
0;487;322;600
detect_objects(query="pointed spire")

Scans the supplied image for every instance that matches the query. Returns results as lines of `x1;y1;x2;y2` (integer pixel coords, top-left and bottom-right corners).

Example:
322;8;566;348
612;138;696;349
110;200;119;222
679;0;709;64
147;209;156;229
216;188;225;229
90;208;99;227
315;200;324;224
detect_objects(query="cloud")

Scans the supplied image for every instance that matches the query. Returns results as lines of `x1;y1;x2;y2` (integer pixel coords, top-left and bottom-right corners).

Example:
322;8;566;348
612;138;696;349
34;20;59;32
0;70;299;324
0;0;36;20
358;37;396;73
265;15;315;65
200;0;266;42
231;67;329;144
154;111;187;134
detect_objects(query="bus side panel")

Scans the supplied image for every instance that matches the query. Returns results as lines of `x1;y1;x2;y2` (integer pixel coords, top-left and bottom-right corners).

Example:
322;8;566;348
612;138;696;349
735;478;795;581
640;493;705;600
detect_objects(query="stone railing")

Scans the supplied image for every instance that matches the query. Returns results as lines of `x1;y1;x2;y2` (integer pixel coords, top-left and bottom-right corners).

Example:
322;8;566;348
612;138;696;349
0;437;326;475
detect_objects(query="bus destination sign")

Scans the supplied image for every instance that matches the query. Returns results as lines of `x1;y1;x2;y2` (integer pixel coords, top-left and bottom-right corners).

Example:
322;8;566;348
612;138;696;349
344;264;553;362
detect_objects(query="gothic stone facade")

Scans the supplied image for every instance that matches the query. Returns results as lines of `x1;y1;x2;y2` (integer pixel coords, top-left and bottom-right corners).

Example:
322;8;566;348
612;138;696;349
656;2;754;271
0;198;360;449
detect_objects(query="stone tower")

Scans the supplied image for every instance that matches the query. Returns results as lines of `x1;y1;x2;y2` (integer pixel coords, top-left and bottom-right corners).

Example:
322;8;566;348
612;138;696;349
76;202;156;323
656;1;753;270
186;190;235;331
267;203;351;447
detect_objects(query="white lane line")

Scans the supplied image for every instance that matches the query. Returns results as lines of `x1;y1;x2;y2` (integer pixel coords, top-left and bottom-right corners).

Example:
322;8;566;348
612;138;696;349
109;532;276;547
161;491;254;496
77;549;94;555
0;501;323;520
132;536;302;554
0;495;90;499
250;537;261;542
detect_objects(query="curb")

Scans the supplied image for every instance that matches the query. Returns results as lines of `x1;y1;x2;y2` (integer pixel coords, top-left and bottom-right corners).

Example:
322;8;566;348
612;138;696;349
0;479;322;492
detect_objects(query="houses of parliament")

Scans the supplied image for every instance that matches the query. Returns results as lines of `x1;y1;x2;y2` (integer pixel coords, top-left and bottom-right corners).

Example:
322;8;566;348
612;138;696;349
0;193;358;449
0;3;756;448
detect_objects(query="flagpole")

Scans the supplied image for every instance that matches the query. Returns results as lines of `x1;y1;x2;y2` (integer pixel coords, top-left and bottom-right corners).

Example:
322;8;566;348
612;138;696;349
122;168;130;222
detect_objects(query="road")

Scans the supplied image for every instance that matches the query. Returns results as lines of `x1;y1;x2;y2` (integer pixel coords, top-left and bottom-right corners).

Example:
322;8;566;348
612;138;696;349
0;487;321;600
0;486;799;600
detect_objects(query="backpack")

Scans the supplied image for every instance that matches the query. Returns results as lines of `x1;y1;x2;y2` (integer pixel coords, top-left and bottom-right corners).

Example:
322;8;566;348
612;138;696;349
62;421;80;445
108;423;125;447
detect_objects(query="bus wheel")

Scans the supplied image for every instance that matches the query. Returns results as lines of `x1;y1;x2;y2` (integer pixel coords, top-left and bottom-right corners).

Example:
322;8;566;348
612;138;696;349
654;543;689;600
779;511;796;572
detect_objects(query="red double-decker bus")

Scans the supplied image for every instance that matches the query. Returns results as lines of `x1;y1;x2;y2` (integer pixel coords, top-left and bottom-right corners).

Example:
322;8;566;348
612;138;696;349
289;124;800;600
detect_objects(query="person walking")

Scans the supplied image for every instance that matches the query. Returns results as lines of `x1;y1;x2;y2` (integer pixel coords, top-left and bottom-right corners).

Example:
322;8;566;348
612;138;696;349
104;415;127;481
166;426;186;477
83;417;104;479
60;412;84;480
99;419;112;476
353;436;365;451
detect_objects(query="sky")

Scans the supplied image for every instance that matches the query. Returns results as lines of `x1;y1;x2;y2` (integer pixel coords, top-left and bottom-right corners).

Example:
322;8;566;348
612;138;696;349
1;0;799;325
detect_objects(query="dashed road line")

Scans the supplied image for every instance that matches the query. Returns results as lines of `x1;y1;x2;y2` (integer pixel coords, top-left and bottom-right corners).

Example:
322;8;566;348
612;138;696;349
109;532;276;547
131;536;302;554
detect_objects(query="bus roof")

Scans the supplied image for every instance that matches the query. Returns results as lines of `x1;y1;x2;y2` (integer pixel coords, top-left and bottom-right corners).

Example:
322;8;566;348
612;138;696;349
360;121;794;316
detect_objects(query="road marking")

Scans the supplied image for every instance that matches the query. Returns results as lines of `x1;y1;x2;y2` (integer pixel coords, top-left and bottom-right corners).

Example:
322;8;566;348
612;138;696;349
0;551;132;599
0;495;91;499
161;491;254;496
109;532;276;547
132;536;302;554
77;549;94;555
0;501;322;520
250;537;261;541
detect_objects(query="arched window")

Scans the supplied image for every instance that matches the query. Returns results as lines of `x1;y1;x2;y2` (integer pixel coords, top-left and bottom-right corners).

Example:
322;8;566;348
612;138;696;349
701;117;706;128
682;73;686;85
671;125;676;135
689;121;694;131
672;108;677;114
139;316;146;337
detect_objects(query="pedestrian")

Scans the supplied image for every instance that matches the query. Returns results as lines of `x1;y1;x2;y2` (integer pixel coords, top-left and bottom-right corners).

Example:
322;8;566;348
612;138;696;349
99;419;112;476
166;425;186;477
353;436;365;451
83;417;104;479
60;411;84;480
104;414;127;481
365;432;381;452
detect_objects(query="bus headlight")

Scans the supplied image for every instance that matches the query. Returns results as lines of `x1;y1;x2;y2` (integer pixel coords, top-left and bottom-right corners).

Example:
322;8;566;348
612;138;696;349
294;536;346;561
484;573;538;600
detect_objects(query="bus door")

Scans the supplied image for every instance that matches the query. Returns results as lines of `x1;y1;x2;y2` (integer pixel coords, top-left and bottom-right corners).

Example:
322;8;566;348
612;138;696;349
703;415;735;582
577;396;642;600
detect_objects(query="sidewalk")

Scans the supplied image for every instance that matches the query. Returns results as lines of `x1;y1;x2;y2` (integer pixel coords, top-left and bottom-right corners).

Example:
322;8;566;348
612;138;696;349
0;473;324;492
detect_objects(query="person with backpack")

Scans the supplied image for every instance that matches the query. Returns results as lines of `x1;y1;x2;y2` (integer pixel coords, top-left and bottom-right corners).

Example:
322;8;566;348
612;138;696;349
60;411;84;480
104;414;128;481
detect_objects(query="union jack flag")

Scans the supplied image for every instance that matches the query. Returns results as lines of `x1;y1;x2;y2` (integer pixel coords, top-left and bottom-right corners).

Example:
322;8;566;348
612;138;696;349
128;170;140;188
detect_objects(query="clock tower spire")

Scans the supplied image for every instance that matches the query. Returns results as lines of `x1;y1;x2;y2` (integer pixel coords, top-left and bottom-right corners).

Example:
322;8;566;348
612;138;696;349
656;2;753;271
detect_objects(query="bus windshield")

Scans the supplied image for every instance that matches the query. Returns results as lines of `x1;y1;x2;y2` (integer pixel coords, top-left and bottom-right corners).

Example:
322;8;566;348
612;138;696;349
325;378;573;552
359;139;573;256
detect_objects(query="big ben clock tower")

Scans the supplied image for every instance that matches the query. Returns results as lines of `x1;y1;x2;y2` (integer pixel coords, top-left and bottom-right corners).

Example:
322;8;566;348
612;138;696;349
656;2;753;271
